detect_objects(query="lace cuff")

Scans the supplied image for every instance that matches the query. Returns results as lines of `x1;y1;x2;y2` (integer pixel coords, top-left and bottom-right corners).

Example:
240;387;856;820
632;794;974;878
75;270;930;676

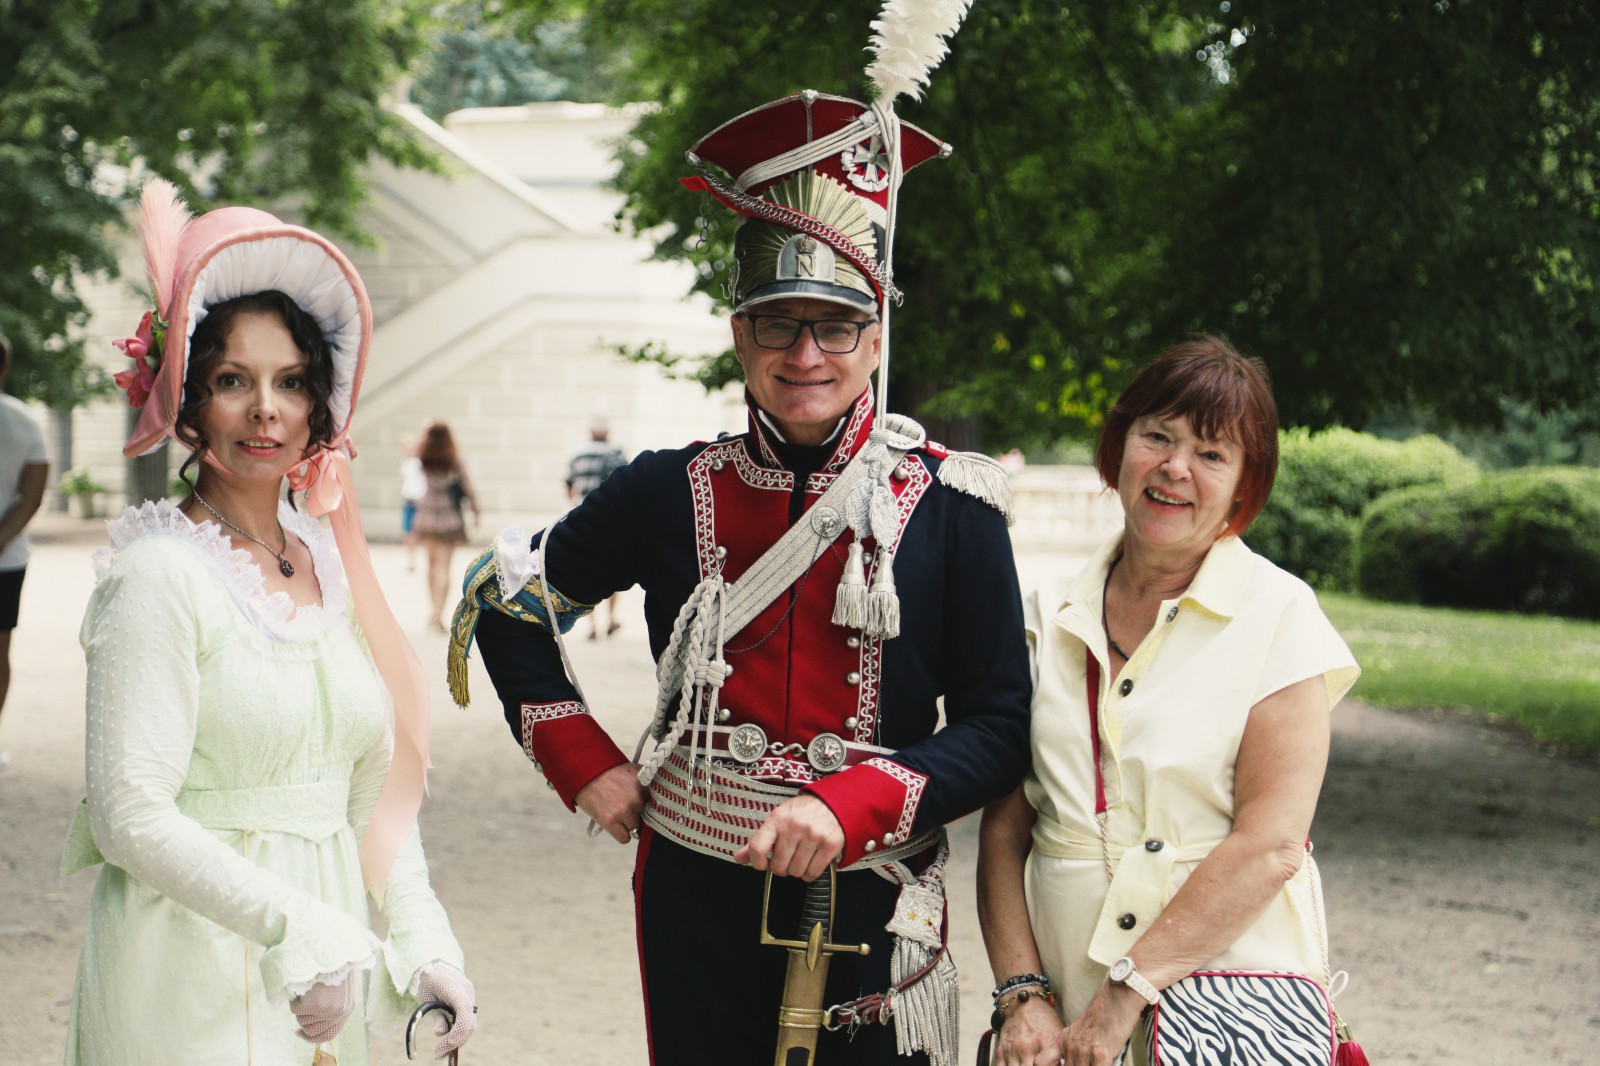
257;896;383;1003
405;959;462;999
368;948;467;1034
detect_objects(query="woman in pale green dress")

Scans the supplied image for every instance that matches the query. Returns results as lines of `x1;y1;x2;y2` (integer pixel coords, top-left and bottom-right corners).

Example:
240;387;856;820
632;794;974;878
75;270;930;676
64;182;477;1063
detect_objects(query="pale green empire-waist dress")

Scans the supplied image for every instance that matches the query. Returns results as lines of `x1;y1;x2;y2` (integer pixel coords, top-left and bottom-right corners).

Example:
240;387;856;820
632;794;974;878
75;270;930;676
63;501;463;1065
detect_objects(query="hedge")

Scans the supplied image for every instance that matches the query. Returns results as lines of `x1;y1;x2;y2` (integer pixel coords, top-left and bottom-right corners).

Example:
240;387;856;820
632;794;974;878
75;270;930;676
1247;428;1479;590
1356;467;1600;619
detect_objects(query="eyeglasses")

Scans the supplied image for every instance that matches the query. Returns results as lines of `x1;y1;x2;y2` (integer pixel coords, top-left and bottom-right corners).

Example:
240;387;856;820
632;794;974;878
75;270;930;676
736;314;878;354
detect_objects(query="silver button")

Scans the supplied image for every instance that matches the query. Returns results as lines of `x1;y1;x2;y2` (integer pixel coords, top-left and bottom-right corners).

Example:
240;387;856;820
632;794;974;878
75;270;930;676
722;663;733;677
881;832;895;846
864;839;878;853
846;671;861;685
712;459;725;471
717;708;732;723
892;464;909;481
844;716;858;731
545;780;555;790
714;545;728;560
533;761;543;772
846;636;861;649
1166;606;1179;622
1144;839;1164;852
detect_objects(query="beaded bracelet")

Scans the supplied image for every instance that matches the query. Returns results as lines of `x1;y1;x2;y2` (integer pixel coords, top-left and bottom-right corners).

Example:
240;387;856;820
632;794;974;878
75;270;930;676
990;986;1058;1031
991;972;1052;1003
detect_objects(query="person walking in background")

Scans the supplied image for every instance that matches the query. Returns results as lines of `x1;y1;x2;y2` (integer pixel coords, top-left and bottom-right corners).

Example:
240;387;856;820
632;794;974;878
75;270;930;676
398;430;425;573
564;417;628;640
415;420;478;632
65;180;475;1064
0;332;51;768
977;337;1361;1066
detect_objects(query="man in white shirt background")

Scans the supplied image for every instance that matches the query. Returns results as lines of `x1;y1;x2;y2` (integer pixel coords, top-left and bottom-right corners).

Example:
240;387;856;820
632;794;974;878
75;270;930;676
0;333;51;765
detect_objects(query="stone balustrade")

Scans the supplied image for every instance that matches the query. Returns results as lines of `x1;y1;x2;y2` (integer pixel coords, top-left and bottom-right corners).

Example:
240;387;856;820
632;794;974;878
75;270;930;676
1007;465;1123;554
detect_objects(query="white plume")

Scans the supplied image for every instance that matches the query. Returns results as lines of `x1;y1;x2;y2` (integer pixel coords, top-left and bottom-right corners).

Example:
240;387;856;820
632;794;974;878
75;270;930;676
865;0;974;103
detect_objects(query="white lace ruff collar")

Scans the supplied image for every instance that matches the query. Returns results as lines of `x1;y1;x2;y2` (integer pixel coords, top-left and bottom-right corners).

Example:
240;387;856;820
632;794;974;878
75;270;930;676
94;498;348;644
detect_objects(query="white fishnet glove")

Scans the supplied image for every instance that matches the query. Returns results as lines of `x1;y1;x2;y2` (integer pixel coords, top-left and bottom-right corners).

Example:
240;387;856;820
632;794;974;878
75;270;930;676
290;976;357;1043
416;964;477;1058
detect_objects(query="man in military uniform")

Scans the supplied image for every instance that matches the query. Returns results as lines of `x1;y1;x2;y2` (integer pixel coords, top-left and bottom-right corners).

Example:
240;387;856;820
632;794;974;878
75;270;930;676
451;80;1031;1066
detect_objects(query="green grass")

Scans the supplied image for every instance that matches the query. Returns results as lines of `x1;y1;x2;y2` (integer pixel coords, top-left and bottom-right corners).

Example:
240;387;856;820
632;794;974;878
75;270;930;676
1320;592;1600;757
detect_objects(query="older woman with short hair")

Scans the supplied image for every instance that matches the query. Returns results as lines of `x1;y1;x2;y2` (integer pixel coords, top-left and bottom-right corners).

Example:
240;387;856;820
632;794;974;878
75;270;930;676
978;335;1360;1066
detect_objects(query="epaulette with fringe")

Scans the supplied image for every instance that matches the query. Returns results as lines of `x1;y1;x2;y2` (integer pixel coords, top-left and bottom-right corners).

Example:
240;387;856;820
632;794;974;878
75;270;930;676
923;441;1015;526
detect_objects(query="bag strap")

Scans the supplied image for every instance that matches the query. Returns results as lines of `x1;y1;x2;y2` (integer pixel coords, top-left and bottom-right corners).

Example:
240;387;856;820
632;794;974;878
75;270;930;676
1086;652;1106;816
1086;650;1116;882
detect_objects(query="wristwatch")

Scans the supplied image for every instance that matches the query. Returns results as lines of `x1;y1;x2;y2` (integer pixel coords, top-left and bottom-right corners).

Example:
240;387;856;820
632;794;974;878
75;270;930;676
1107;956;1160;1006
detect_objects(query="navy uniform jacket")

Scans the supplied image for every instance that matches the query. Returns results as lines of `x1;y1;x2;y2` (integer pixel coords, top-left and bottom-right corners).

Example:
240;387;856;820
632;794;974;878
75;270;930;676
473;390;1031;865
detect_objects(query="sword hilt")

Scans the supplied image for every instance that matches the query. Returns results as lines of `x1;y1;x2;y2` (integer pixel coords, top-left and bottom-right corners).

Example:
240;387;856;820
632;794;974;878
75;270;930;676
759;867;872;958
796;872;832;943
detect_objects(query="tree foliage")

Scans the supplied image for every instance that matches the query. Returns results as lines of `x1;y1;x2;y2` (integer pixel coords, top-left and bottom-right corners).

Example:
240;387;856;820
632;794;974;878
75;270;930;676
409;0;641;119
1153;1;1600;432
529;0;1599;445
1;0;437;406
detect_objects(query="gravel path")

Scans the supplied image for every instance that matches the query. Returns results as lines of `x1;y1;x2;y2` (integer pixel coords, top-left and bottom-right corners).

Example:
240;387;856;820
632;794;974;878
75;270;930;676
2;514;1595;1063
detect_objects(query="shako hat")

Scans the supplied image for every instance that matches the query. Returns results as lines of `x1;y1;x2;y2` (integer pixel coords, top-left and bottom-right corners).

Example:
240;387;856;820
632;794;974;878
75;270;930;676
680;0;976;422
684;92;949;312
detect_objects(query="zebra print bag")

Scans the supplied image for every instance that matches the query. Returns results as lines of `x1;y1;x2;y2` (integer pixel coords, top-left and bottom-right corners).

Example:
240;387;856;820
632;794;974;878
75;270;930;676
1138;970;1335;1065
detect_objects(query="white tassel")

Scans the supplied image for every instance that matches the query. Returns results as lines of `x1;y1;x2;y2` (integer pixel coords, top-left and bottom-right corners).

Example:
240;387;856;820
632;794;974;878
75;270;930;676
937;451;1016;525
866;0;976;103
866;560;901;640
890;941;960;1066
833;541;870;629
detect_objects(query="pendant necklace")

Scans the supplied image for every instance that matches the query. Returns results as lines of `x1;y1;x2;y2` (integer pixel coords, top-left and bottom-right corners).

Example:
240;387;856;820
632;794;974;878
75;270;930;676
1101;555;1134;662
191;490;296;577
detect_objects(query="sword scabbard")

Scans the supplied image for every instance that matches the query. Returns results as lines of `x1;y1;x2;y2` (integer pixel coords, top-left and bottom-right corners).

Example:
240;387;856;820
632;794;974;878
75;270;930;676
762;868;871;1066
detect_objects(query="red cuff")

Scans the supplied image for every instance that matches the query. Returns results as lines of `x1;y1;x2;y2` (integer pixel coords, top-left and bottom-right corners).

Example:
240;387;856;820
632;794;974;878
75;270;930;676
803;757;928;866
519;701;628;811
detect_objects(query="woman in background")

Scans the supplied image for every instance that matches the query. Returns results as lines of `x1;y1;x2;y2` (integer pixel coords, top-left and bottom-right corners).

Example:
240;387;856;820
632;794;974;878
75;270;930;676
414;419;479;631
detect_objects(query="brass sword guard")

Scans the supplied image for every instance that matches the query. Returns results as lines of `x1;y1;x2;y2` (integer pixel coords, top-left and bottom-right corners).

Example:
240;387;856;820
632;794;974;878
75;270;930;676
759;865;873;965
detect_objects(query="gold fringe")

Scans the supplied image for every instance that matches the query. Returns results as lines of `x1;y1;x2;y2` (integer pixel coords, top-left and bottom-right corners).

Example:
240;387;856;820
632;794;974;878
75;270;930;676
446;548;496;708
446;543;601;708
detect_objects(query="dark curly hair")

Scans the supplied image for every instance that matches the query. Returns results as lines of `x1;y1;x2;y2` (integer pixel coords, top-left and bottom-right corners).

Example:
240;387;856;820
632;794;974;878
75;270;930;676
174;291;336;500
